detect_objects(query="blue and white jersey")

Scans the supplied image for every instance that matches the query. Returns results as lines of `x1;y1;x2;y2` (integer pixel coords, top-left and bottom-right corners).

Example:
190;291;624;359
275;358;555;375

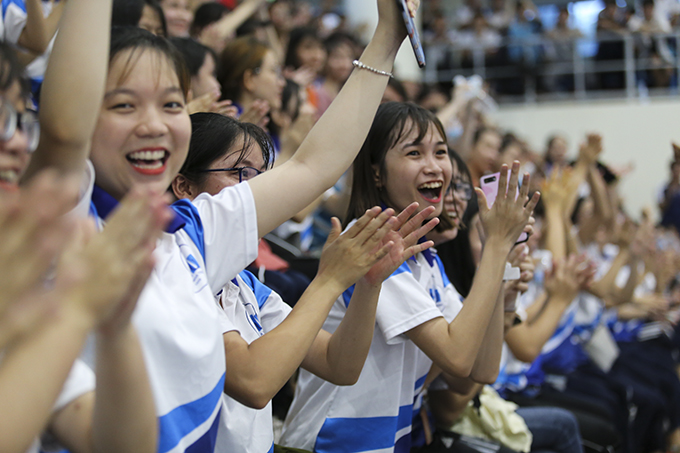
2;0;54;87
215;270;292;453
495;278;580;395
280;248;462;453
84;163;259;453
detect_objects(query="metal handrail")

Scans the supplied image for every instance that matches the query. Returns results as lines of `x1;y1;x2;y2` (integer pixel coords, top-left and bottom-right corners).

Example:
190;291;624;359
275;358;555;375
425;31;680;103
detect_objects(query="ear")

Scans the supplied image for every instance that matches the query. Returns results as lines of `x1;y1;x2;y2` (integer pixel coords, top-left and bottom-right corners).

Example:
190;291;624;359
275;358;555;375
172;175;196;201
372;164;382;188
243;68;257;93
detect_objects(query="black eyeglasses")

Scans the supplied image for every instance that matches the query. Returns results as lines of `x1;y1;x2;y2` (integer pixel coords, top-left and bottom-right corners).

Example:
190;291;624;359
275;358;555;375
200;166;263;183
449;180;474;201
0;99;40;152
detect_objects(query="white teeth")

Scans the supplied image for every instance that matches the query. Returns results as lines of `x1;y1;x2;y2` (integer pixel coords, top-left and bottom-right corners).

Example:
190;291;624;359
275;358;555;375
418;182;443;190
0;169;18;183
127;150;166;161
130;160;163;170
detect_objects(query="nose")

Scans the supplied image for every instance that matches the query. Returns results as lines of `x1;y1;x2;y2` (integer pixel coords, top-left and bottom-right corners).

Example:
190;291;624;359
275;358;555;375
423;153;445;176
135;107;169;138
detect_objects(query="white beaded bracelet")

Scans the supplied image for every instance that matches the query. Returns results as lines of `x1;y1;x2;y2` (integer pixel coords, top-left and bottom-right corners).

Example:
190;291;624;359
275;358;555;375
352;60;394;78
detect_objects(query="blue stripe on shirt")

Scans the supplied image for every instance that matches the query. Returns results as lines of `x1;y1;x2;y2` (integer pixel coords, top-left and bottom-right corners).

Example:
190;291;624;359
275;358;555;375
172;200;205;262
239;270;274;310
342;262;412;308
314;405;413;453
158;373;225;453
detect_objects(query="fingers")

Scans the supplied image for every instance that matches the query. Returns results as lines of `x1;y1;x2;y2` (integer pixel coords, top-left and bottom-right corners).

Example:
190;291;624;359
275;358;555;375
497;164;509;202
524;191;541;215
402;217;439;249
403;239;434;261
505;161;520;203
355;208;395;246
343;206;381;239
476;187;490;214
393;202;420;231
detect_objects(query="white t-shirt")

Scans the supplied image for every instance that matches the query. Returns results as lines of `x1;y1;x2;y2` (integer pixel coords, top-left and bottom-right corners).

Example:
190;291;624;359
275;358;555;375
280;249;462;453
215;270;292;453
86;164;259;453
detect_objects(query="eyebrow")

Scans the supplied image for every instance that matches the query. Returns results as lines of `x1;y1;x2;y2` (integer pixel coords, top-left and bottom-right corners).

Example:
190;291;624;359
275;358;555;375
104;87;183;98
403;140;448;147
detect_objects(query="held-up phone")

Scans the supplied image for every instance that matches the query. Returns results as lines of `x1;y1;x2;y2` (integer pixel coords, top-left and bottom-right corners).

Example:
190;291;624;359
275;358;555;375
480;172;529;244
396;0;426;68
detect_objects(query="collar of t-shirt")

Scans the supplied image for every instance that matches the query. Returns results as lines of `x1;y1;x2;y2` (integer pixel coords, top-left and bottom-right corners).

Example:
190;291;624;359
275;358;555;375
90;184;186;233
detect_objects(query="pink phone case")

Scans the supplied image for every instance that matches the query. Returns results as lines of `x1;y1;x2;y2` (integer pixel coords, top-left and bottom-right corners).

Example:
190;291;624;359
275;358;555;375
479;172;529;244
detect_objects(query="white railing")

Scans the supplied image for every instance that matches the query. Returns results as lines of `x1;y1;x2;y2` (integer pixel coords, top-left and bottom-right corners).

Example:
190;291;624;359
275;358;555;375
424;32;680;103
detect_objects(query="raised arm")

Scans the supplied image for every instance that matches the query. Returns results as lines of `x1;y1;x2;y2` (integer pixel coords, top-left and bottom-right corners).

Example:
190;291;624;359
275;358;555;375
23;0;111;181
246;0;417;237
198;0;266;47
406;164;539;383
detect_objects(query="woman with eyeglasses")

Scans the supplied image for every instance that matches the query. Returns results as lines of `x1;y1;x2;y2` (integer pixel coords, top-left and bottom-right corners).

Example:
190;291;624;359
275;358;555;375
172;111;438;453
25;0;424;451
279;102;539;453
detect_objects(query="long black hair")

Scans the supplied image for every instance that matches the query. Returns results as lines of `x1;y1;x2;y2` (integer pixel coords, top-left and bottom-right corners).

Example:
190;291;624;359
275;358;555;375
436;149;478;298
345;102;451;230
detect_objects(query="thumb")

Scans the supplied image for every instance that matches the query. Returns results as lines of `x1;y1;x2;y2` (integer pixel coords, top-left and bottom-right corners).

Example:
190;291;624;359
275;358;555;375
327;217;342;244
475;187;490;215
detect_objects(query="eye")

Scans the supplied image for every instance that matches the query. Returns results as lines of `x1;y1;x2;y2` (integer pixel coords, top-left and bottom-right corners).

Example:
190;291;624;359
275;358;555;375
436;148;448;156
164;101;185;111
406;149;420;157
111;102;133;111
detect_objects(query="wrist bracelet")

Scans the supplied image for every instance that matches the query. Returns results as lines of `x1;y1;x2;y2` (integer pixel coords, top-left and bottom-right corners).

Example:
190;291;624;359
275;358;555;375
352;60;394;78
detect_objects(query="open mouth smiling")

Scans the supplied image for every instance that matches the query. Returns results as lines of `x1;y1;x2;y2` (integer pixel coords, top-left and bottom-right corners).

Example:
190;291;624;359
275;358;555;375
417;181;444;203
0;168;20;190
125;149;170;176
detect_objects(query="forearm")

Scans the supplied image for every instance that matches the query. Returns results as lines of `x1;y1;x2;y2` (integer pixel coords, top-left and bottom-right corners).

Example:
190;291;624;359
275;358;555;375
506;295;571;362
544;205;567;260
304;279;380;385
225;276;345;407
588;167;614;227
213;0;266;40
612;259;638;306
444;240;509;375
250;26;402;236
92;325;156;453
24;0;111;180
0;304;94;453
469;290;504;383
589;249;629;299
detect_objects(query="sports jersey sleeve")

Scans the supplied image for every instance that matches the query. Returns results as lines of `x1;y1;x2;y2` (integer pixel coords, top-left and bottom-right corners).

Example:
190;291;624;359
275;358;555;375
3;0;27;44
191;183;259;291
239;270;291;333
376;263;444;345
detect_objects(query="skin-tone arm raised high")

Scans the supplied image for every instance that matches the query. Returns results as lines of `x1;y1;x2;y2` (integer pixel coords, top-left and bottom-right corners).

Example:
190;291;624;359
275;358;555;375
406;163;540;384
198;0;267;47
247;0;419;238
22;0;111;182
